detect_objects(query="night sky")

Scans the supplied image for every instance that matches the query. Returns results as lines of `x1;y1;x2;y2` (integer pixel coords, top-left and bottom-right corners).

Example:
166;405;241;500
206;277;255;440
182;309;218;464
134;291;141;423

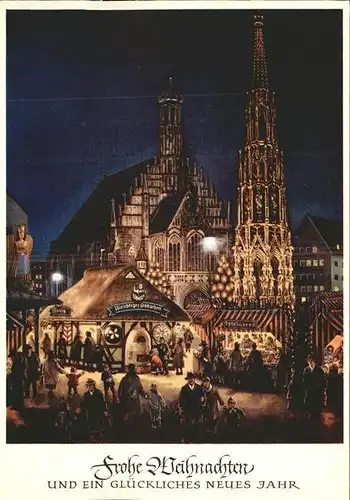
6;9;343;258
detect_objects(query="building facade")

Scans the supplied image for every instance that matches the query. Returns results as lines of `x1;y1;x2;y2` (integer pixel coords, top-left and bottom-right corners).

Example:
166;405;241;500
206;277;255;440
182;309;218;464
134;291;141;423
50;79;232;308
293;214;343;303
231;13;294;307
31;260;48;297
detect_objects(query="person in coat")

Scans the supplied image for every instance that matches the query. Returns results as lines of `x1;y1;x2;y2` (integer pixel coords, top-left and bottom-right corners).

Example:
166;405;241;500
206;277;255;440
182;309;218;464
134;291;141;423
198;340;211;378
101;364;116;402
70;333;83;363
117;364;146;425
173;338;186;375
246;342;264;391
303;355;327;420
326;364;343;417
83;378;108;441
202;376;225;436
24;345;40;398
179;372;206;443
42;350;65;402
183;327;194;353
83;331;94;370
157;337;170;375
41;333;52;358
11;351;26;410
286;368;305;420
223;397;246;442
56;333;68;363
6;351;15;407
230;342;243;387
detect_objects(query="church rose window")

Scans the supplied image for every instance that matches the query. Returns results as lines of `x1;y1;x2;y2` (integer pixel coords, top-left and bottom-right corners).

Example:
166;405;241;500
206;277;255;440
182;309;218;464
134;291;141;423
187;233;204;271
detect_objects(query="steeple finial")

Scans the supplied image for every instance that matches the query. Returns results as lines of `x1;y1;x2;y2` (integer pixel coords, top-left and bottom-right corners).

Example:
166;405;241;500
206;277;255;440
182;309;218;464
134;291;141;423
169;76;173;88
252;12;268;89
110;198;116;228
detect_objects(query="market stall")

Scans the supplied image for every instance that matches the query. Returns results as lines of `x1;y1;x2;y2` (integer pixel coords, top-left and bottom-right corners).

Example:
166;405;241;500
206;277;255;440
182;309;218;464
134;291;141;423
309;291;343;359
323;334;343;374
39;265;190;372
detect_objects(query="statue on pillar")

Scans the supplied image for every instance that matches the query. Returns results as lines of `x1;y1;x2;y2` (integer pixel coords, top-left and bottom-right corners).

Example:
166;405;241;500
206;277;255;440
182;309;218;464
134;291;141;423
7;224;33;280
277;272;284;296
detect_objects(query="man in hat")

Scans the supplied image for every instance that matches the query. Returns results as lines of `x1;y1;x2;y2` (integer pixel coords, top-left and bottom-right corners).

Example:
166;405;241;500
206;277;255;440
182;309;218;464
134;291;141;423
179;372;206;443
83;378;108;441
24;344;40;399
202;376;225;437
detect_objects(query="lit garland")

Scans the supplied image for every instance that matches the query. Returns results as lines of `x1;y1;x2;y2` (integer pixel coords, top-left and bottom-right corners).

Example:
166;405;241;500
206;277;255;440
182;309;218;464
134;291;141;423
211;254;235;304
145;261;173;299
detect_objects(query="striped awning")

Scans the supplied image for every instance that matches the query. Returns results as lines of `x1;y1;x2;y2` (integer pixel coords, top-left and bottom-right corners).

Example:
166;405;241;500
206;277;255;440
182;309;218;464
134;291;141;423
185;303;213;322
323;311;343;332
209;308;279;330
6;312;25;329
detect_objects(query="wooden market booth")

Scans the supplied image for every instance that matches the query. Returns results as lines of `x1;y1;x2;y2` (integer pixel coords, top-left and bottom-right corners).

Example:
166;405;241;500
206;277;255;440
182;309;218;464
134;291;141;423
309;291;343;362
6;287;62;356
39;265;190;372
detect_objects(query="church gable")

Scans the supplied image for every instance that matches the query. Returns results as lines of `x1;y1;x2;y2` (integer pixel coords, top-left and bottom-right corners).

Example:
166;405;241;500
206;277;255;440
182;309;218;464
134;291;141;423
170;190;209;231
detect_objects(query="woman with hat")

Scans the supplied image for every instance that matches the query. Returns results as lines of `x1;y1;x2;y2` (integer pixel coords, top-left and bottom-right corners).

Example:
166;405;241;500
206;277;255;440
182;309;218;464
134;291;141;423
83;378;108;442
202;376;225;437
42;350;65;403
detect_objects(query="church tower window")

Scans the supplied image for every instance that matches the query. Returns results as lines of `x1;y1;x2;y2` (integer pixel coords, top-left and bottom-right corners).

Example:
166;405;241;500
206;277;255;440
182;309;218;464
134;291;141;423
187;233;204;271
168;238;181;271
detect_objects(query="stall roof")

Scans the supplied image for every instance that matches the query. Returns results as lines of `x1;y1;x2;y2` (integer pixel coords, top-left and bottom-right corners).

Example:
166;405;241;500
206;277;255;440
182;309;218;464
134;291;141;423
40;264;190;322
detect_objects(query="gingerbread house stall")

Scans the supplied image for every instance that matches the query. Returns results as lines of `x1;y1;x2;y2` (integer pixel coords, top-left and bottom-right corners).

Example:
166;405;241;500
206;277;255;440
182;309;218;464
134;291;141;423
39;265;190;372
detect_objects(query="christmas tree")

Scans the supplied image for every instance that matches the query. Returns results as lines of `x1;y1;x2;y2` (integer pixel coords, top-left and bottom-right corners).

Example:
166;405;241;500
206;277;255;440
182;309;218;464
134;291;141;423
211;254;234;304
146;261;173;299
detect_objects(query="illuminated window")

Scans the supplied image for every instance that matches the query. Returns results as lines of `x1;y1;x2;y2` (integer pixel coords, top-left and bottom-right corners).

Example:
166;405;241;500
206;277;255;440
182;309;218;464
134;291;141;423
336;244;340;250
307;286;312;292
313;260;318;267
320;286;324;291
301;286;306;292
300;260;305;267
306;260;312;267
301;297;307;303
187;233;204;271
314;286;319;292
312;247;318;253
319;259;324;266
334;286;340;292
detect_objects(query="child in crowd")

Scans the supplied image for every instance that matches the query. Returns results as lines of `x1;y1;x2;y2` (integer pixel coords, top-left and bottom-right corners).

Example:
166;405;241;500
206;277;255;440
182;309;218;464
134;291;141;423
151;352;163;375
66;366;84;396
145;383;166;429
55;401;71;442
101;364;116;402
223;397;246;440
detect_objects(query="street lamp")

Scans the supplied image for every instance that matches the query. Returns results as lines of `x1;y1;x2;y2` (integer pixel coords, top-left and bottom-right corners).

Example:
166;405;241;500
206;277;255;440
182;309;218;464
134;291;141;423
52;272;64;296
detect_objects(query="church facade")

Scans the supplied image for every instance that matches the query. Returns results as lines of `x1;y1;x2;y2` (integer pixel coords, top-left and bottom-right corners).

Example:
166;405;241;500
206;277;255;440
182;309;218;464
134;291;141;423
49;79;232;309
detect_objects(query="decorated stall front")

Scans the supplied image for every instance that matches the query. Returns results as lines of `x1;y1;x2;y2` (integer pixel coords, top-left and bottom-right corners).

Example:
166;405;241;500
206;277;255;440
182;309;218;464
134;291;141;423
323;334;343;374
39;265;190;372
309;291;343;360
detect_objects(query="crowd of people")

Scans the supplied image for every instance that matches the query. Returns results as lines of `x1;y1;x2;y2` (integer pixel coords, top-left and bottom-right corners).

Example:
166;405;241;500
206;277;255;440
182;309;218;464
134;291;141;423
287;354;343;420
6;331;343;443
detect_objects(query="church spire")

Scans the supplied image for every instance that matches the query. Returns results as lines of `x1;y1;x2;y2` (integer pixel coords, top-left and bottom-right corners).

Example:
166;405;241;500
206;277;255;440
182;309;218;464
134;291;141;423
252;12;268;90
232;13;294;308
158;77;183;157
110;198;117;228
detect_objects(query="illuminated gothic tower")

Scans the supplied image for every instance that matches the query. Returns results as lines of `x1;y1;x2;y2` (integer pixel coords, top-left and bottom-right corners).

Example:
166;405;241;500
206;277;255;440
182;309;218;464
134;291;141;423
232;13;294;306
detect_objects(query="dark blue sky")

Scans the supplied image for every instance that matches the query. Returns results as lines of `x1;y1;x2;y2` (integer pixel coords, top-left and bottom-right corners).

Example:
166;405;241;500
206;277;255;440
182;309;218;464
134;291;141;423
7;9;343;258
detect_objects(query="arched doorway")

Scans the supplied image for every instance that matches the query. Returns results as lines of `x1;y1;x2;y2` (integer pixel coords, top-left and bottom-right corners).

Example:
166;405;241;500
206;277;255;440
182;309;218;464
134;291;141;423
124;328;151;372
